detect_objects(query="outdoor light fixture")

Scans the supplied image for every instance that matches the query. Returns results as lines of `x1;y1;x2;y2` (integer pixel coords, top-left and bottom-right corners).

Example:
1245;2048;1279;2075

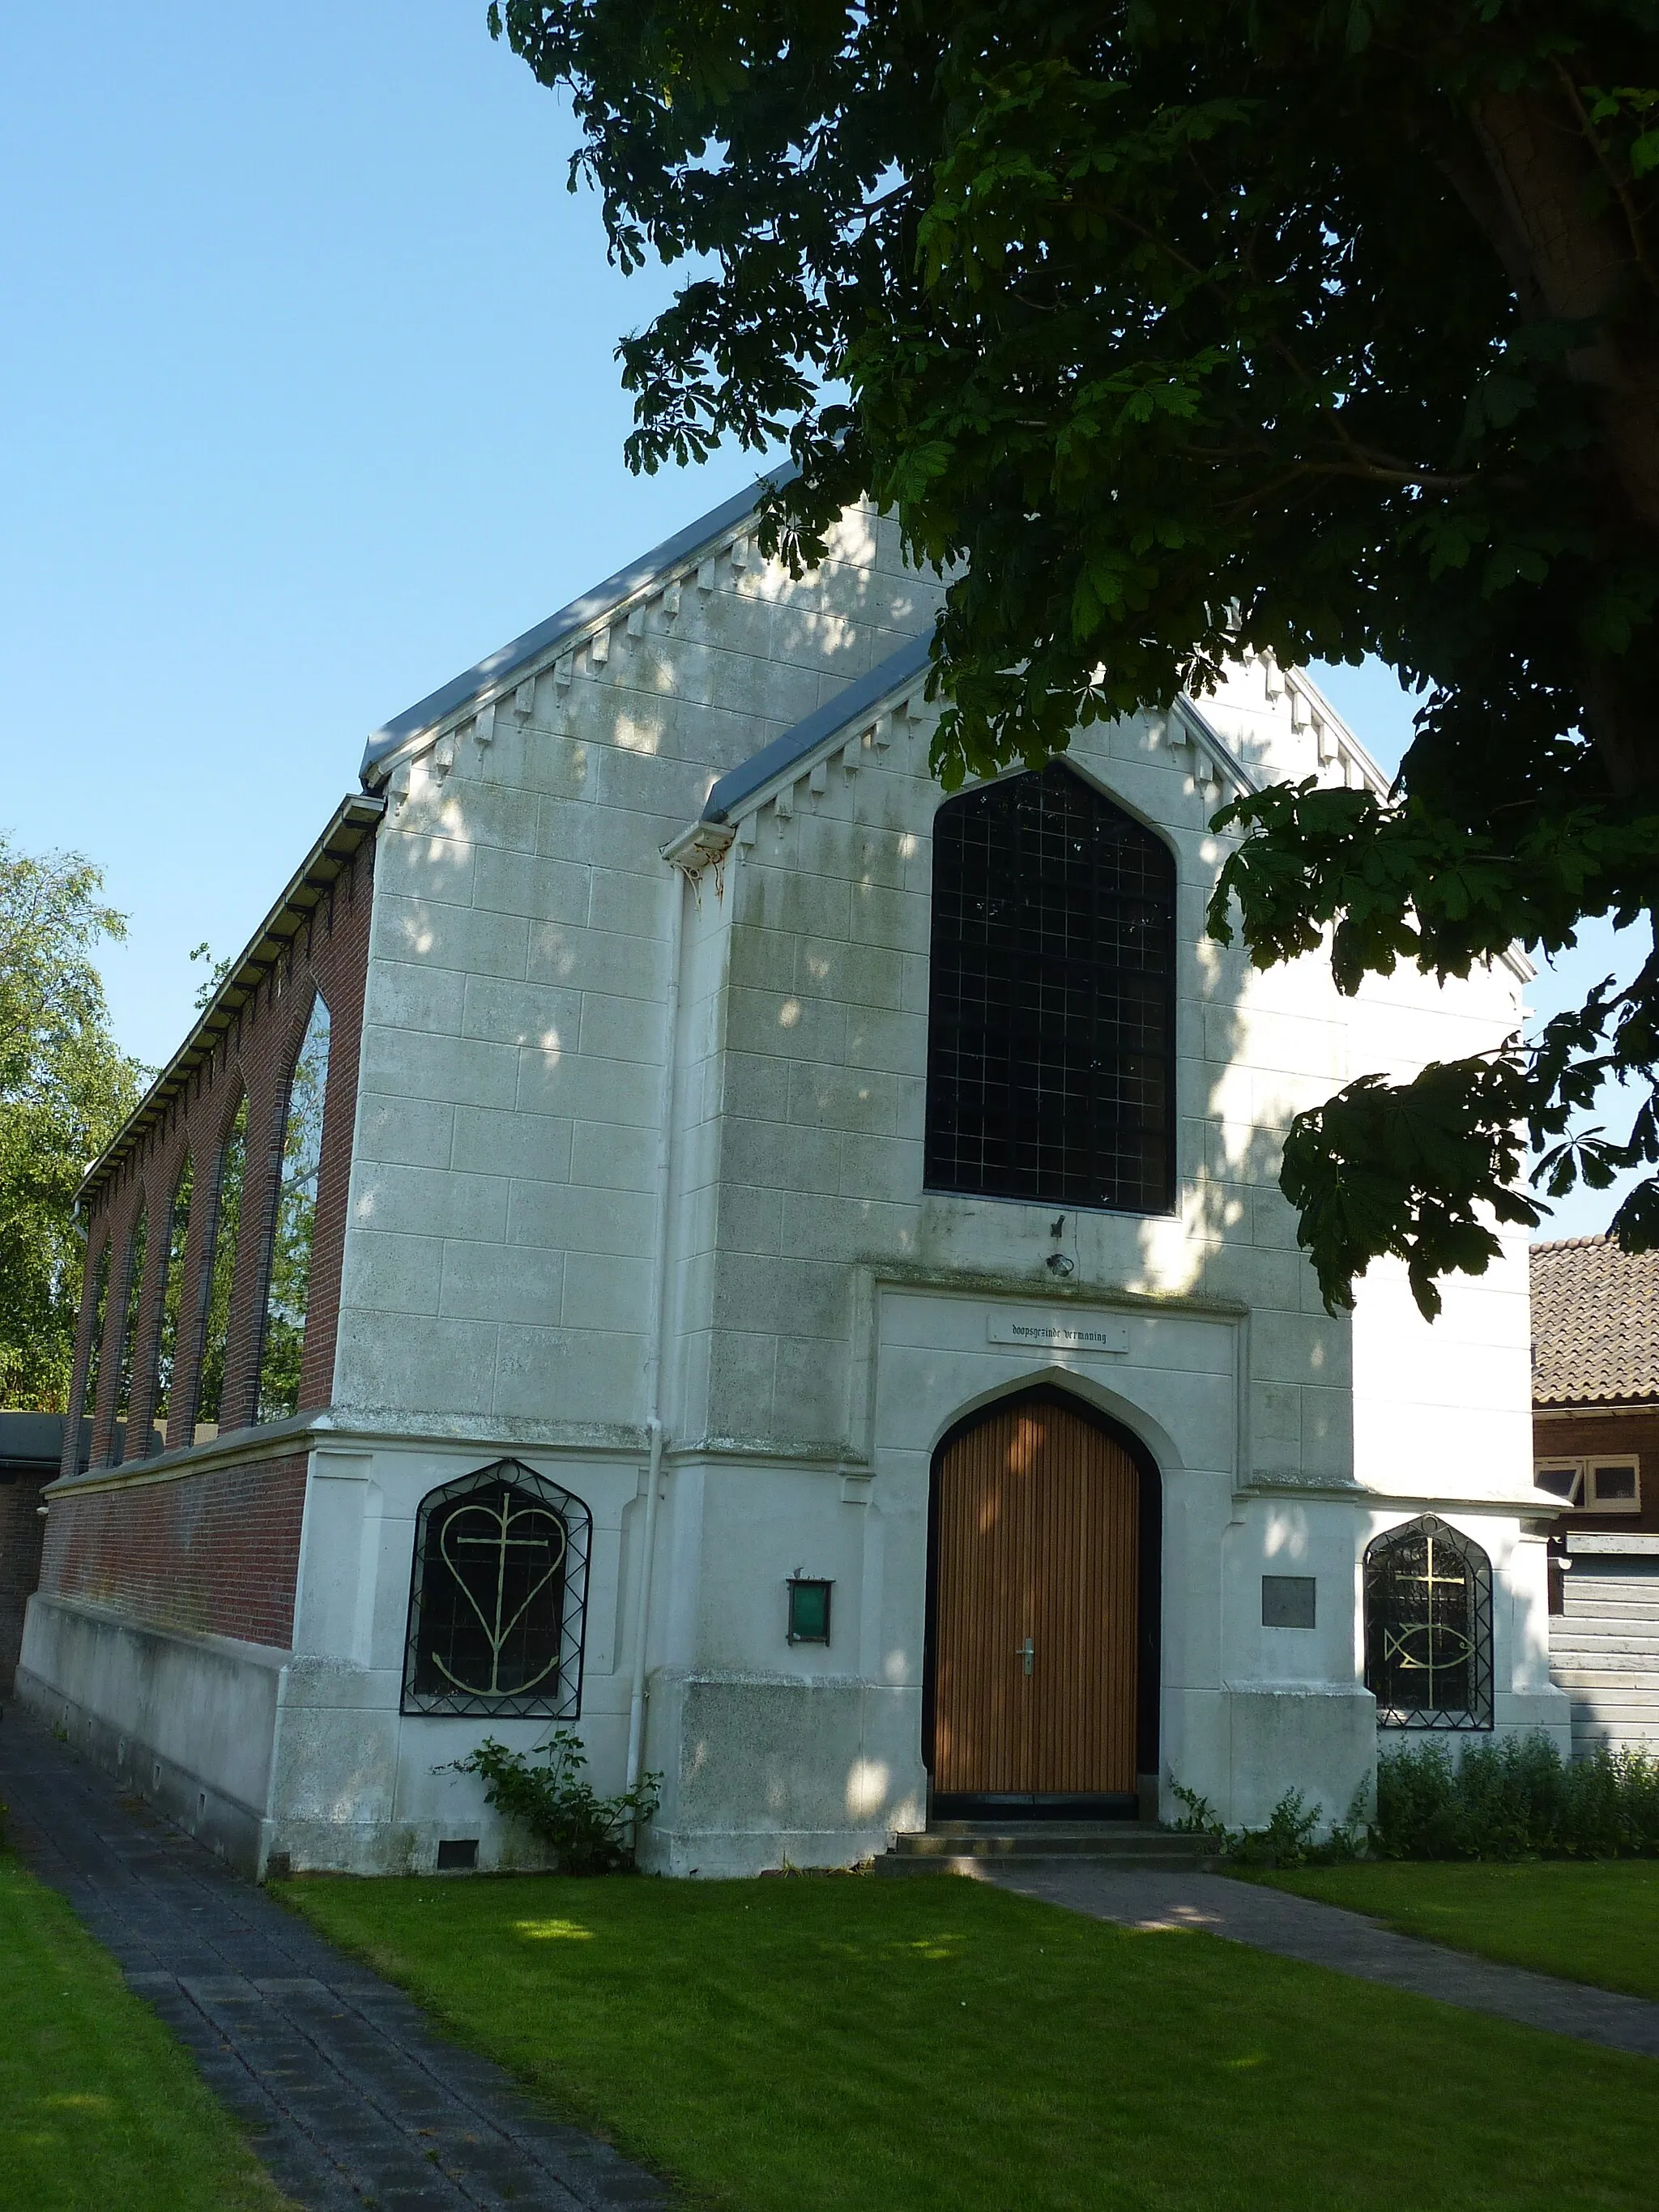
786;1578;833;1644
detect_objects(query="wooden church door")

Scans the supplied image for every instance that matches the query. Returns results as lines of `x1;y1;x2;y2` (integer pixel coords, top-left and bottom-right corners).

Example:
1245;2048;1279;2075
932;1396;1140;1801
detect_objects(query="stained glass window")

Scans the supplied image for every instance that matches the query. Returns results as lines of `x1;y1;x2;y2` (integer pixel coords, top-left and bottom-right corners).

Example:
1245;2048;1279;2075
403;1460;591;1718
1365;1515;1494;1729
194;1096;246;1442
257;993;331;1424
926;762;1176;1213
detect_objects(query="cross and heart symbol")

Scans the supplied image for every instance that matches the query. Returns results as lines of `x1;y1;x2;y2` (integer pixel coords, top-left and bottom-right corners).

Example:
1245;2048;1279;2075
1381;1540;1475;1678
432;1490;569;1696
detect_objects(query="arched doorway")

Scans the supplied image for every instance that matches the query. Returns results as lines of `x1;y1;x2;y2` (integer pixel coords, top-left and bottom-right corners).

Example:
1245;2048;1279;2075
924;1387;1161;1818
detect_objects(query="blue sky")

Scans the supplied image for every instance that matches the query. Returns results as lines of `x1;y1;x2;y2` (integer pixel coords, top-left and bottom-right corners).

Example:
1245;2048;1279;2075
2;3;1640;1239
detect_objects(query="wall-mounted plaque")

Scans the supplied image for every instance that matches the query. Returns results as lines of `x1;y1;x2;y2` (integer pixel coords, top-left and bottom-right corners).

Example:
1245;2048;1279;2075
986;1311;1129;1356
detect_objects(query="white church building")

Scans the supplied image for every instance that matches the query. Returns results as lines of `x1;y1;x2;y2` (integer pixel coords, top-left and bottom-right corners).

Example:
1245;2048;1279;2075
21;480;1568;1877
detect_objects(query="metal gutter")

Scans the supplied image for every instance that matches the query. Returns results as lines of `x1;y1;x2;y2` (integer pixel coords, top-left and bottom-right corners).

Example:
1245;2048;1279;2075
1533;1400;1659;1417
76;792;386;1209
625;863;686;1794
360;469;797;786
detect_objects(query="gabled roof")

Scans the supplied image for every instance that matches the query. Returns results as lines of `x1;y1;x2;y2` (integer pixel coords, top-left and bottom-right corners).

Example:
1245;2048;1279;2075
360;471;793;784
1530;1235;1659;1408
690;640;1260;837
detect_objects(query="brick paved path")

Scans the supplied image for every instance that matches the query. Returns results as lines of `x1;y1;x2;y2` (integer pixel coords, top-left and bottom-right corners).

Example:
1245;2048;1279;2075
986;1860;1659;2059
0;1713;672;2212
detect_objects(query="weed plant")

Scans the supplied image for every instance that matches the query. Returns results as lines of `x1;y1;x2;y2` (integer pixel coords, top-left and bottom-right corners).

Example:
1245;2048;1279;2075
444;1731;660;1874
1374;1737;1659;1860
1169;1781;1367;1869
1175;1736;1659;1869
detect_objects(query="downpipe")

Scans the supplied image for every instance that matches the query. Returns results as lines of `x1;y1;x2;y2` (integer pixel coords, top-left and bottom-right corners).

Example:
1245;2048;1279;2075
625;863;685;1796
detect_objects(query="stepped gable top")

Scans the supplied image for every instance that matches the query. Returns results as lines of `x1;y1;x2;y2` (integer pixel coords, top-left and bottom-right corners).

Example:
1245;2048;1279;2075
1530;1234;1659;1407
359;471;794;786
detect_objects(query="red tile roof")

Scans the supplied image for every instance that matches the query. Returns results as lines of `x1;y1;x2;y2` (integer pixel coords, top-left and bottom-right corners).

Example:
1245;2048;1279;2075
1530;1235;1659;1407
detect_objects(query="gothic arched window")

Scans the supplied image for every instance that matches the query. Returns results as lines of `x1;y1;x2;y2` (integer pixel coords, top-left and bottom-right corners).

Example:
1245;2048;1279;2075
112;1207;148;1452
402;1460;591;1718
257;991;331;1424
926;762;1176;1213
194;1093;247;1443
78;1238;112;1462
1365;1515;1494;1730
152;1153;193;1440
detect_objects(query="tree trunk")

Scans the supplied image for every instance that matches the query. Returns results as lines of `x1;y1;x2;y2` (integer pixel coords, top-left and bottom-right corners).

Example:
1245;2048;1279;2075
1465;83;1659;798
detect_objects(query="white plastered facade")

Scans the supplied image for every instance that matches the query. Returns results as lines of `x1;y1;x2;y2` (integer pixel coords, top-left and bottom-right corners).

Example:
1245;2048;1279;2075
30;493;1569;1877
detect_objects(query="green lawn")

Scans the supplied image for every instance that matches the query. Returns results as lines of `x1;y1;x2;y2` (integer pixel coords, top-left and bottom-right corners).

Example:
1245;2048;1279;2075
0;1853;294;2212
283;1871;1659;2212
1243;1859;1659;2001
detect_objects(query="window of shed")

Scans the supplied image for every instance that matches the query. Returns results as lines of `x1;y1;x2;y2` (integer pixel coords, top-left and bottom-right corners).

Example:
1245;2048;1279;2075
1587;1457;1640;1513
1533;1459;1583;1506
925;763;1176;1213
403;1460;591;1718
1364;1515;1493;1730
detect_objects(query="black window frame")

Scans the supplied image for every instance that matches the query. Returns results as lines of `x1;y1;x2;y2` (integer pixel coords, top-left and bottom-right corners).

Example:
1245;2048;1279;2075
924;761;1177;1217
402;1458;591;1720
1364;1514;1495;1731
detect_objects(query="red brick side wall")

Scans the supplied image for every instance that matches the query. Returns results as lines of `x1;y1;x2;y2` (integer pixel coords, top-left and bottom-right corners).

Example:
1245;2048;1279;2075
37;1453;308;1649
62;833;375;1477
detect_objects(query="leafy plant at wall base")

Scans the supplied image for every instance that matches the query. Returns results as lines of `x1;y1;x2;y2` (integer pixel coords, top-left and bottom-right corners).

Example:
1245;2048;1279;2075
1169;1779;1369;1868
1375;1737;1659;1860
1168;1781;1230;1846
1226;1790;1324;1869
444;1733;661;1874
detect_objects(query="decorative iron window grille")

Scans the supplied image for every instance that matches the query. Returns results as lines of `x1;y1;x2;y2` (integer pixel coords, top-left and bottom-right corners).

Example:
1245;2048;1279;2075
925;762;1176;1213
402;1460;591;1719
1364;1515;1494;1730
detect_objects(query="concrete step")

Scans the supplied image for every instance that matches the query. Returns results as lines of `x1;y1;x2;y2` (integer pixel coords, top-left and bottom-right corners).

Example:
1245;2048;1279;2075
873;1822;1216;1877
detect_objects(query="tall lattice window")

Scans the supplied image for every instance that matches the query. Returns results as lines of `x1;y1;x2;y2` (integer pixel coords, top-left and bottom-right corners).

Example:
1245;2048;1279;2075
926;762;1176;1213
257;992;331;1424
1365;1515;1494;1730
403;1460;591;1718
194;1095;246;1442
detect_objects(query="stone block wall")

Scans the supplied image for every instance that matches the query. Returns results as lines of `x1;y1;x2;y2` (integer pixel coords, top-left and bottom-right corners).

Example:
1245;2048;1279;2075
333;501;943;1439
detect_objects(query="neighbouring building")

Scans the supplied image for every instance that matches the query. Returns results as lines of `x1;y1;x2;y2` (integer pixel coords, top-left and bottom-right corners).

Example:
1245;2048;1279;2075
0;1415;70;1694
17;481;1569;1877
1532;1235;1659;1753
